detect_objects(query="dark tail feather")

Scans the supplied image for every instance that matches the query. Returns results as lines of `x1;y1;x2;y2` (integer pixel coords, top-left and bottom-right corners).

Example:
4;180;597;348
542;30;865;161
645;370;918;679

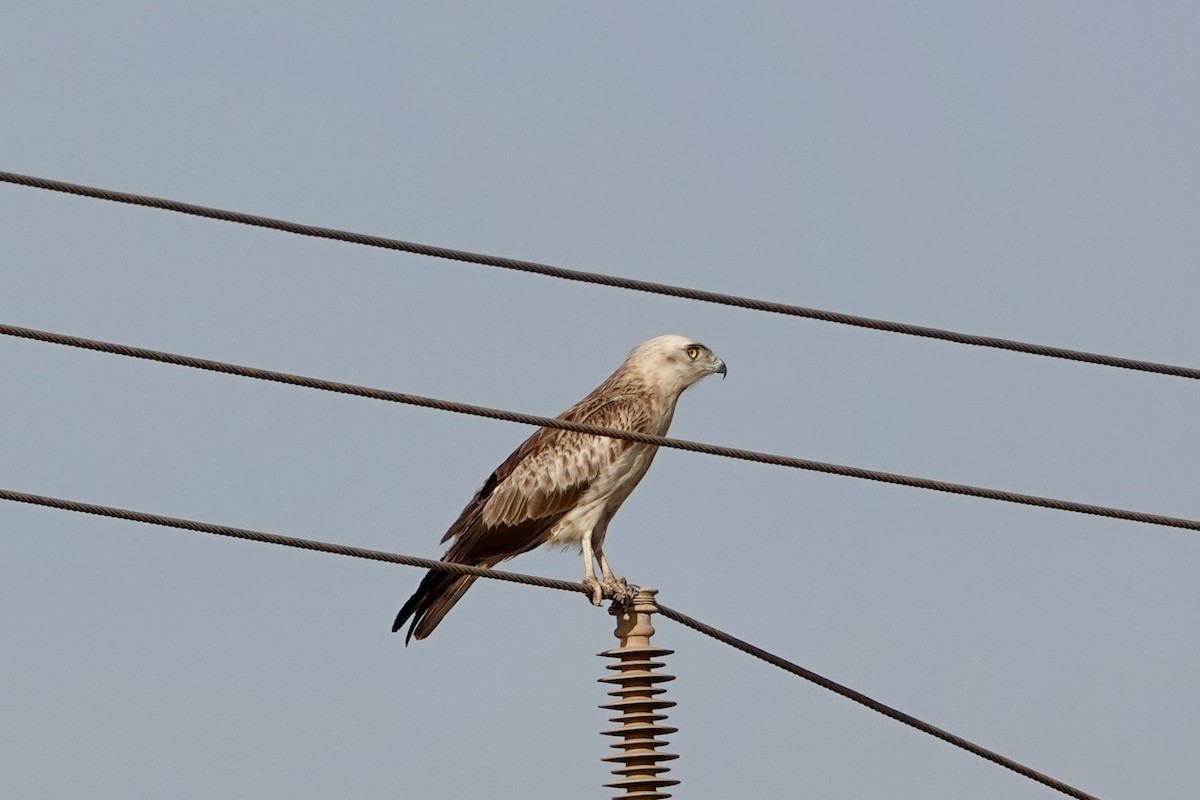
411;574;478;641
391;568;479;644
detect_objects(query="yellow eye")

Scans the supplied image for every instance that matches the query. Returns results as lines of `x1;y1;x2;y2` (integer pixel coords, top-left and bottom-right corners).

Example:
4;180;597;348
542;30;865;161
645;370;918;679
686;346;700;360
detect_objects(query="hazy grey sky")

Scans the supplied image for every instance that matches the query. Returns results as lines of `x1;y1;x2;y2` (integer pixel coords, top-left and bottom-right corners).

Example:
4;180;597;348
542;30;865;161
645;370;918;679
3;3;1198;798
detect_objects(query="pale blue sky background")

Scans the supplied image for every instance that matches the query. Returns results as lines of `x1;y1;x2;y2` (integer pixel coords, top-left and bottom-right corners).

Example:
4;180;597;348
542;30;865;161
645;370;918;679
3;3;1198;798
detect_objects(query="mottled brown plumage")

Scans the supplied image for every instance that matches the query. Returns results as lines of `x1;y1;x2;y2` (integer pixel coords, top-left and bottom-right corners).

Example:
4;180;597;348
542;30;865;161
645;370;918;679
393;334;725;642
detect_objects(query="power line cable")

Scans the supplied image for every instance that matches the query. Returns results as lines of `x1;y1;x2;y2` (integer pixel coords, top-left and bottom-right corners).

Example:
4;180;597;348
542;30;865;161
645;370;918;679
4;320;1199;535
0;488;586;592
655;604;1099;800
0;486;1101;800
2;169;1198;382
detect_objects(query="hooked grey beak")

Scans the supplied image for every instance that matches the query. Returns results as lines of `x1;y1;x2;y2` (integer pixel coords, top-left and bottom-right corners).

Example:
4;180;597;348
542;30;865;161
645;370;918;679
713;359;727;379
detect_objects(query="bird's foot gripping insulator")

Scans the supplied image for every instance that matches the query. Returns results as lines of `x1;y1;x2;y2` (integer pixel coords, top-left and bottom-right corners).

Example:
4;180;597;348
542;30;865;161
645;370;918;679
603;578;639;606
584;577;640;607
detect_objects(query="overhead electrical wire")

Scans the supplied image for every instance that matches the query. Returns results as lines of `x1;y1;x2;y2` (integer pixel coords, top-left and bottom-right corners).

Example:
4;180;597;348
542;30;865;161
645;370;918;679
2;169;1198;381
654;603;1100;800
0;488;587;594
0;486;1100;800
3;320;1199;536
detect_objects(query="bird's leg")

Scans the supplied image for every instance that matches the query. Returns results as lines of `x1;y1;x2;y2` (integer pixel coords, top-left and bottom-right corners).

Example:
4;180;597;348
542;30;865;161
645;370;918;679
580;534;604;606
597;546;618;584
596;546;634;604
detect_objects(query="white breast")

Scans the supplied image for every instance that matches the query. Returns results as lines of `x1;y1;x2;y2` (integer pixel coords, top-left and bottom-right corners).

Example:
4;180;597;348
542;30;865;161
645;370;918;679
544;444;658;549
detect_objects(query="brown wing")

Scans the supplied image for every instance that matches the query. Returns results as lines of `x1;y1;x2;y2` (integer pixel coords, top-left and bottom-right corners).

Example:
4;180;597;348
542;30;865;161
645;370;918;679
443;389;658;562
393;387;660;642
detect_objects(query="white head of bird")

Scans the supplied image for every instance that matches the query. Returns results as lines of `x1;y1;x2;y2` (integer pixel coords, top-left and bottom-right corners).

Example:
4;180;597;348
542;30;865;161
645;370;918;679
621;334;727;396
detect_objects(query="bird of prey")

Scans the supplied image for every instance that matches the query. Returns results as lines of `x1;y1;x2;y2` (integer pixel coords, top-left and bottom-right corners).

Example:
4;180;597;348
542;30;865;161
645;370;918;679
392;334;726;643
